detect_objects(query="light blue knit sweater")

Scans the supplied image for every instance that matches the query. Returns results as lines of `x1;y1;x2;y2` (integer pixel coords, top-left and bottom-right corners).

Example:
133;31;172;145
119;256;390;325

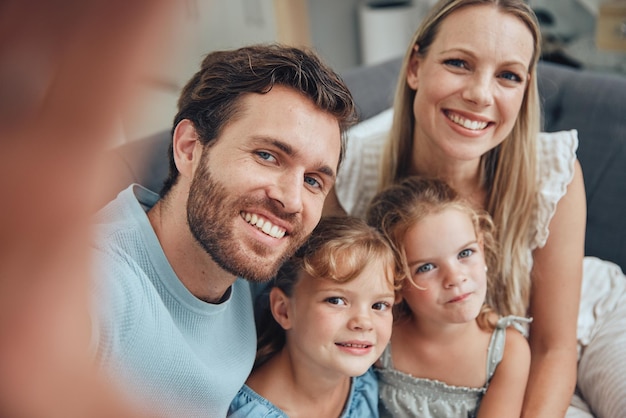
92;185;256;418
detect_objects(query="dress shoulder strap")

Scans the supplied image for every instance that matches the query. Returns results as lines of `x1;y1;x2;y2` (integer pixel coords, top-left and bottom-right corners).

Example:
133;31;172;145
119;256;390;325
485;316;533;383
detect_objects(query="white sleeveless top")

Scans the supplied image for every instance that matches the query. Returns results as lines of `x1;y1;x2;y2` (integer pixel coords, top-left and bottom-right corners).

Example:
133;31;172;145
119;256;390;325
335;107;578;239
335;108;626;355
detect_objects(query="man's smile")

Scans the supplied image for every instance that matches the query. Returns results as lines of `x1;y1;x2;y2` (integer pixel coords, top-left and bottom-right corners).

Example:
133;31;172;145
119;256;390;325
241;211;287;239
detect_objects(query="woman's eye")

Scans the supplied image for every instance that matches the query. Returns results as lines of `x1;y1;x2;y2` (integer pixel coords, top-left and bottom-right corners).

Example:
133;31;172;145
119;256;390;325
416;263;434;274
372;301;391;311
325;297;346;306
459;248;474;259
256;151;276;162
444;59;467;69
500;71;522;82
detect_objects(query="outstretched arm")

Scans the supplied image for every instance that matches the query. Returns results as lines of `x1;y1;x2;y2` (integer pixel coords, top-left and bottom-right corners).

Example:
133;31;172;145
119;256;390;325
522;160;586;417
0;1;176;416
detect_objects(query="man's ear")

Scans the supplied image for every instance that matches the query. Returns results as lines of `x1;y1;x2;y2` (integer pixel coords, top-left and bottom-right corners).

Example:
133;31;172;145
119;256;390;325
172;119;202;180
269;287;293;331
406;44;421;90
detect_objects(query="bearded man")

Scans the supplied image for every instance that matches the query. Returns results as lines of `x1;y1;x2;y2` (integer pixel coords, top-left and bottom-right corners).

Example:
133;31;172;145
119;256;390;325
92;44;356;418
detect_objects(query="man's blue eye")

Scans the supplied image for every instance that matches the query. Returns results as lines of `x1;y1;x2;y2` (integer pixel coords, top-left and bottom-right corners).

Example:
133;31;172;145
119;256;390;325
304;176;320;188
257;151;272;160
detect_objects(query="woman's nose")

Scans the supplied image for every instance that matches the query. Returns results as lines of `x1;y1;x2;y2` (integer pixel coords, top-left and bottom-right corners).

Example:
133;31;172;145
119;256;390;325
462;73;494;107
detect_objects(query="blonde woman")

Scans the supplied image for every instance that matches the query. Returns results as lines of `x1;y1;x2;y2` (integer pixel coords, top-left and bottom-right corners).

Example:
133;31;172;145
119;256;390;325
327;0;626;416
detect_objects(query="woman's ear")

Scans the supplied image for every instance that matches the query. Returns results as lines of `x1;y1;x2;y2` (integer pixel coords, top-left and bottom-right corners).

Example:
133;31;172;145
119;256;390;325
406;44;421;90
269;287;293;330
172;119;202;180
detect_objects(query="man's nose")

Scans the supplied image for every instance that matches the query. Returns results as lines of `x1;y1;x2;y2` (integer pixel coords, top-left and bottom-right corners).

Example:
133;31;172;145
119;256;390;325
267;171;303;214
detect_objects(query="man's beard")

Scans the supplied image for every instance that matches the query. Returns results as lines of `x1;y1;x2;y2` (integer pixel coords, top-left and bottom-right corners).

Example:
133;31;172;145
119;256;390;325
186;155;308;283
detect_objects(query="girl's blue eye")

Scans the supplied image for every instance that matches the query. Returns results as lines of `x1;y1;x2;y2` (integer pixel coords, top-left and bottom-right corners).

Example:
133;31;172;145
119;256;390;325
416;263;434;274
459;249;474;259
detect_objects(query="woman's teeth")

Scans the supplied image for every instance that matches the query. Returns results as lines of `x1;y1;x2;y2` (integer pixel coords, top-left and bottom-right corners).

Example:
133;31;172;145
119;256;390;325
447;112;488;130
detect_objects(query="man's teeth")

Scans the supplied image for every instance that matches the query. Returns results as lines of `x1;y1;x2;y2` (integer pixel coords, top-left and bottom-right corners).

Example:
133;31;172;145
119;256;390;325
242;212;286;239
447;112;488;130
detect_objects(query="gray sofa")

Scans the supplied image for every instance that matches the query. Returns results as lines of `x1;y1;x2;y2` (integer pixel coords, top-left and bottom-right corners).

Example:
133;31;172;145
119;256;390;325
104;58;626;273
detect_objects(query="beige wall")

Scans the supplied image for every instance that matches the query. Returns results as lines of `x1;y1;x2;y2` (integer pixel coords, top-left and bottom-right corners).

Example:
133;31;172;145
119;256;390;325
121;0;289;145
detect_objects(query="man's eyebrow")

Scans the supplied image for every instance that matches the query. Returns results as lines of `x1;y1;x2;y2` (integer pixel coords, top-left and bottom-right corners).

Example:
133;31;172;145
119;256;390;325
256;137;336;179
316;164;336;180
269;138;294;155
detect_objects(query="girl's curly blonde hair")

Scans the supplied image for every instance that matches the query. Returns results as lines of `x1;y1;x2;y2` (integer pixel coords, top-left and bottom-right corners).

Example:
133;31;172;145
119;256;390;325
366;176;499;330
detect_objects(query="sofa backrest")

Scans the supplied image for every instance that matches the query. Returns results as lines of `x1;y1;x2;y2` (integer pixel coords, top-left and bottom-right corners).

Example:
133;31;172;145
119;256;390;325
104;58;626;272
538;63;626;272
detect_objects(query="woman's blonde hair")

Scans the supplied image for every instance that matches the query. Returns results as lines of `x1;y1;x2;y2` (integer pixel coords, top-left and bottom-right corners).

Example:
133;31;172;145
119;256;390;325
366;176;498;327
379;0;542;316
254;216;397;369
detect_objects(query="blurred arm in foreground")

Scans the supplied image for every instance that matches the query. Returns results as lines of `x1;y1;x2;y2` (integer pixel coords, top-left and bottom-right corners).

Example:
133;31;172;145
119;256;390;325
0;1;177;416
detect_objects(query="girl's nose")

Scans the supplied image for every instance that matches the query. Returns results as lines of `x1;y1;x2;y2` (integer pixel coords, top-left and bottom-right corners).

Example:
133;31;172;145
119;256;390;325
347;310;373;331
443;265;469;288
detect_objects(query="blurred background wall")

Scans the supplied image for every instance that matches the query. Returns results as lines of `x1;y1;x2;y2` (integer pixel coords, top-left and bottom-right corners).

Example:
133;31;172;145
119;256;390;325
122;0;616;145
120;0;431;144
